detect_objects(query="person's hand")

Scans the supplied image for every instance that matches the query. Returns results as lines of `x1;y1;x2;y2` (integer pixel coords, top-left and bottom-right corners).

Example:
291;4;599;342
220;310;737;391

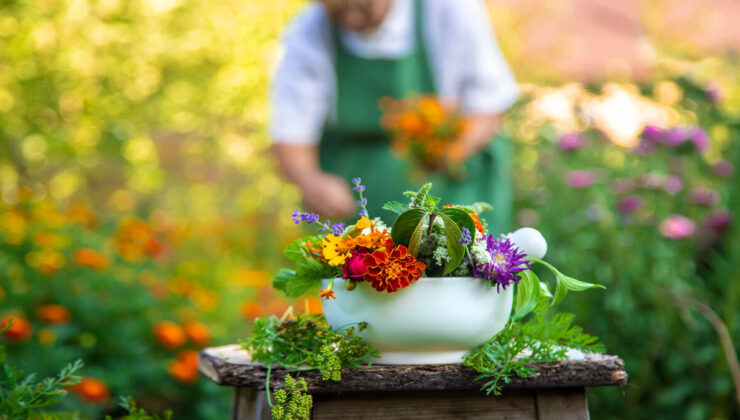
298;172;356;220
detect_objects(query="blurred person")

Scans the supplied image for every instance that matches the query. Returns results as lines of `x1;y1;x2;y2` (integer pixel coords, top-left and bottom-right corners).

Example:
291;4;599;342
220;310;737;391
271;0;519;232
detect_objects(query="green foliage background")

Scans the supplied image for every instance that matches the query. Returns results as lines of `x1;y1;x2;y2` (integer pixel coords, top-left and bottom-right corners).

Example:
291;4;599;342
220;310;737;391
0;0;739;418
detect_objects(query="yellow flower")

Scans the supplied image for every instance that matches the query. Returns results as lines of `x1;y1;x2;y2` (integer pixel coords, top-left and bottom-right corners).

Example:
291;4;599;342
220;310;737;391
321;234;351;266
354;216;374;231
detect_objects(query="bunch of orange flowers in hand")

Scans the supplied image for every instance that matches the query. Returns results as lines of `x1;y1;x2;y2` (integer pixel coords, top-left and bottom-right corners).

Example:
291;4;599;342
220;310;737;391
380;95;467;172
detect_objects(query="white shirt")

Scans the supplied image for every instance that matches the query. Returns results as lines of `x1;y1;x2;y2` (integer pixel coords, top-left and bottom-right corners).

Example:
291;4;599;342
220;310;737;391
271;0;520;145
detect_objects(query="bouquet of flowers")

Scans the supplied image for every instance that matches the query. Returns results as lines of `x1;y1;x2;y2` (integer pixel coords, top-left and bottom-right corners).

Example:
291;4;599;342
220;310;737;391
380;95;467;173
275;179;602;319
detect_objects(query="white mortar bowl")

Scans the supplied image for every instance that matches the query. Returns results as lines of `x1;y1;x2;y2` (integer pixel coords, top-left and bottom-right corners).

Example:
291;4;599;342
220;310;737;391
320;277;513;365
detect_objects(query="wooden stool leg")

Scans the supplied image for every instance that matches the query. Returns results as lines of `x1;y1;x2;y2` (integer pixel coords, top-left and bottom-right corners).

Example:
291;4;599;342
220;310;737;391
232;387;270;420
535;387;589;420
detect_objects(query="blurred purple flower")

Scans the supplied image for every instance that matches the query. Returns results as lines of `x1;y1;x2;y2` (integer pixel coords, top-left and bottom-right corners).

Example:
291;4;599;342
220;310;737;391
617;195;645;214
659;215;697;240
638;173;666;190
705;82;723;104
712;159;734;178
703;209;732;230
689;127;710;152
660;127;689;146
612;178;635;195
689;187;719;206
557;132;586;151
292;210;320;225
641;125;664;142
565;170;595;189
664;176;683;195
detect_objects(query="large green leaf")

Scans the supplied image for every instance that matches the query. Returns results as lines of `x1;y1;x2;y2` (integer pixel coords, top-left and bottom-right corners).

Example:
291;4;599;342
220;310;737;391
552;277;568;306
513;270;540;320
273;268;296;294
382;201;408;215
438;213;465;274
407;217;425;257
439;207;476;239
284;242;305;262
557;272;606;291
391;209;427;247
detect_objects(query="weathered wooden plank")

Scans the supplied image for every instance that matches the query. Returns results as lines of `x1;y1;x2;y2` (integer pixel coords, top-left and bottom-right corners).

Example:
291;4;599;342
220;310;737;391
231;388;270;420
312;390;538;420
198;345;628;392
535;388;589;420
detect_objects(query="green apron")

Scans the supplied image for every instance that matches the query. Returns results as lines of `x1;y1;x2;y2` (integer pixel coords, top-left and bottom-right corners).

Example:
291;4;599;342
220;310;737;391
319;0;512;235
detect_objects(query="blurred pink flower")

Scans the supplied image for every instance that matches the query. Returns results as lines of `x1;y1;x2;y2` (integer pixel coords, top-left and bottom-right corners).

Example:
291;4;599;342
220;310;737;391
641;125;663;142
689;187;719;206
557;132;586;151
703;209;732;230
659;215;697;240
664;176;683;195
616;195;645;214
689;128;710;152
565;170;595;189
712;160;734;178
612;178;635;195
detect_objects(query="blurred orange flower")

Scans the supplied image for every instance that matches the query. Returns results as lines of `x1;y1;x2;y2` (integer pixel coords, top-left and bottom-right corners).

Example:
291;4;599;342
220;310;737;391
184;321;211;347
114;218;168;262
69;377;110;404
168;350;199;384
153;321;186;349
37;304;71;325
26;249;66;275
65;204;98;228
1;316;33;343
303;297;323;314
234;269;270;287
240;302;262;319
73;248;109;270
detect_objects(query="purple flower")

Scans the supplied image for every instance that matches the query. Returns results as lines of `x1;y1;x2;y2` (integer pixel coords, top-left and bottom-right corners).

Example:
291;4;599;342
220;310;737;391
705;82;723;104
458;227;472;245
470;235;530;292
617;195;645;214
357;198;367;206
664;176;683;195
661;127;689;147
565;170;595;189
292;210;320;225
641;125;664;142
689;127;710;152
331;223;345;236
351;177;365;192
659;215;697;240
557;132;586;151
612;178;635;195
703;209;732;230
712;160;734;178
689;187;719;206
358;209;369;218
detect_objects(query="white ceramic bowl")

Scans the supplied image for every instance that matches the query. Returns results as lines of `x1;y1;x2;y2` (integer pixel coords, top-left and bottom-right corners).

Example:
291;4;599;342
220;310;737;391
320;277;513;364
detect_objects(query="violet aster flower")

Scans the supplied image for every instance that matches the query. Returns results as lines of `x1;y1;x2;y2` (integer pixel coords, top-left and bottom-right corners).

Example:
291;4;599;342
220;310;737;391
557;132;586;151
703;209;732;230
689;187;719;206
659;215;697;240
458;227;472;245
471;235;530;292
664;176;683;195
712;160;734;178
565;170;595;189
617;195;645;214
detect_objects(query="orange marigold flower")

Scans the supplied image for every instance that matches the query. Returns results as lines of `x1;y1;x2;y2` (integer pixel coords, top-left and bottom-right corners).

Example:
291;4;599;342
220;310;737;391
1;316;33;343
168;350;199;384
73;248;109;270
70;377;109;404
184;322;211;347
153;321;186;349
469;213;485;234
362;245;426;293
37;304;71;325
241;301;262;319
319;288;336;300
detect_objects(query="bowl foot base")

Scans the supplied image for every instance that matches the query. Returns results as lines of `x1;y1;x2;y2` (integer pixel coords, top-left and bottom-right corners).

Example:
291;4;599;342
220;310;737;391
374;350;468;365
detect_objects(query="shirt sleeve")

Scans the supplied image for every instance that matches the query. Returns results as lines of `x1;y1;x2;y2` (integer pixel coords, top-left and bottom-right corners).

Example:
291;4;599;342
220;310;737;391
270;6;334;145
454;0;520;115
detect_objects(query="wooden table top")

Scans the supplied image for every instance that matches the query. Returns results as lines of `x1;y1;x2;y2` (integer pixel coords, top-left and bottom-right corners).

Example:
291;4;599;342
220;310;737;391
198;345;628;393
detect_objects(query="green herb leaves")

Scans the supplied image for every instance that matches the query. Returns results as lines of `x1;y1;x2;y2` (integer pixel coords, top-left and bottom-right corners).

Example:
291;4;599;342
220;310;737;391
273;238;339;298
528;258;605;306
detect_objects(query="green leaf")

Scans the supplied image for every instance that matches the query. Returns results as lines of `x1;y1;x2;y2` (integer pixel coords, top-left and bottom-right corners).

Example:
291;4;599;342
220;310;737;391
438;213;464;274
390;209;427;247
557;272;606;292
382;201;408;215
273;269;296;294
552;278;568;306
284;242;305;262
513;270;540;320
410;183;432;208
407;217;425;257
425;194;441;211
440;207;476;239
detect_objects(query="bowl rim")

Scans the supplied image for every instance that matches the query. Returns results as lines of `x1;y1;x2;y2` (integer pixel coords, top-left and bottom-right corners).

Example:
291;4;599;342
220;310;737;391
321;276;487;283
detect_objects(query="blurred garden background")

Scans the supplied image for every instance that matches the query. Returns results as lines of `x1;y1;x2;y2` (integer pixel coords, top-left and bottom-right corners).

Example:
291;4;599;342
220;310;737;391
1;0;739;418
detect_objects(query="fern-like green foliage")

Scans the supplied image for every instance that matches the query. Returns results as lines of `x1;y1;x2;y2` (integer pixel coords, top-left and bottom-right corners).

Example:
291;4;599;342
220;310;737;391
106;396;174;420
464;300;604;396
0;322;83;418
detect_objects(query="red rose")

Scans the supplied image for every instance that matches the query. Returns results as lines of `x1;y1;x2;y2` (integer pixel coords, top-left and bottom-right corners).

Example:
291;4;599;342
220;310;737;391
343;250;368;279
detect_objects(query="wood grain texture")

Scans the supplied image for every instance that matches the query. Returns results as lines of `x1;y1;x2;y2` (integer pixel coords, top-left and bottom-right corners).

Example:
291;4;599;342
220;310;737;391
199;345;628;392
535;388;589;420
312;390;538;420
